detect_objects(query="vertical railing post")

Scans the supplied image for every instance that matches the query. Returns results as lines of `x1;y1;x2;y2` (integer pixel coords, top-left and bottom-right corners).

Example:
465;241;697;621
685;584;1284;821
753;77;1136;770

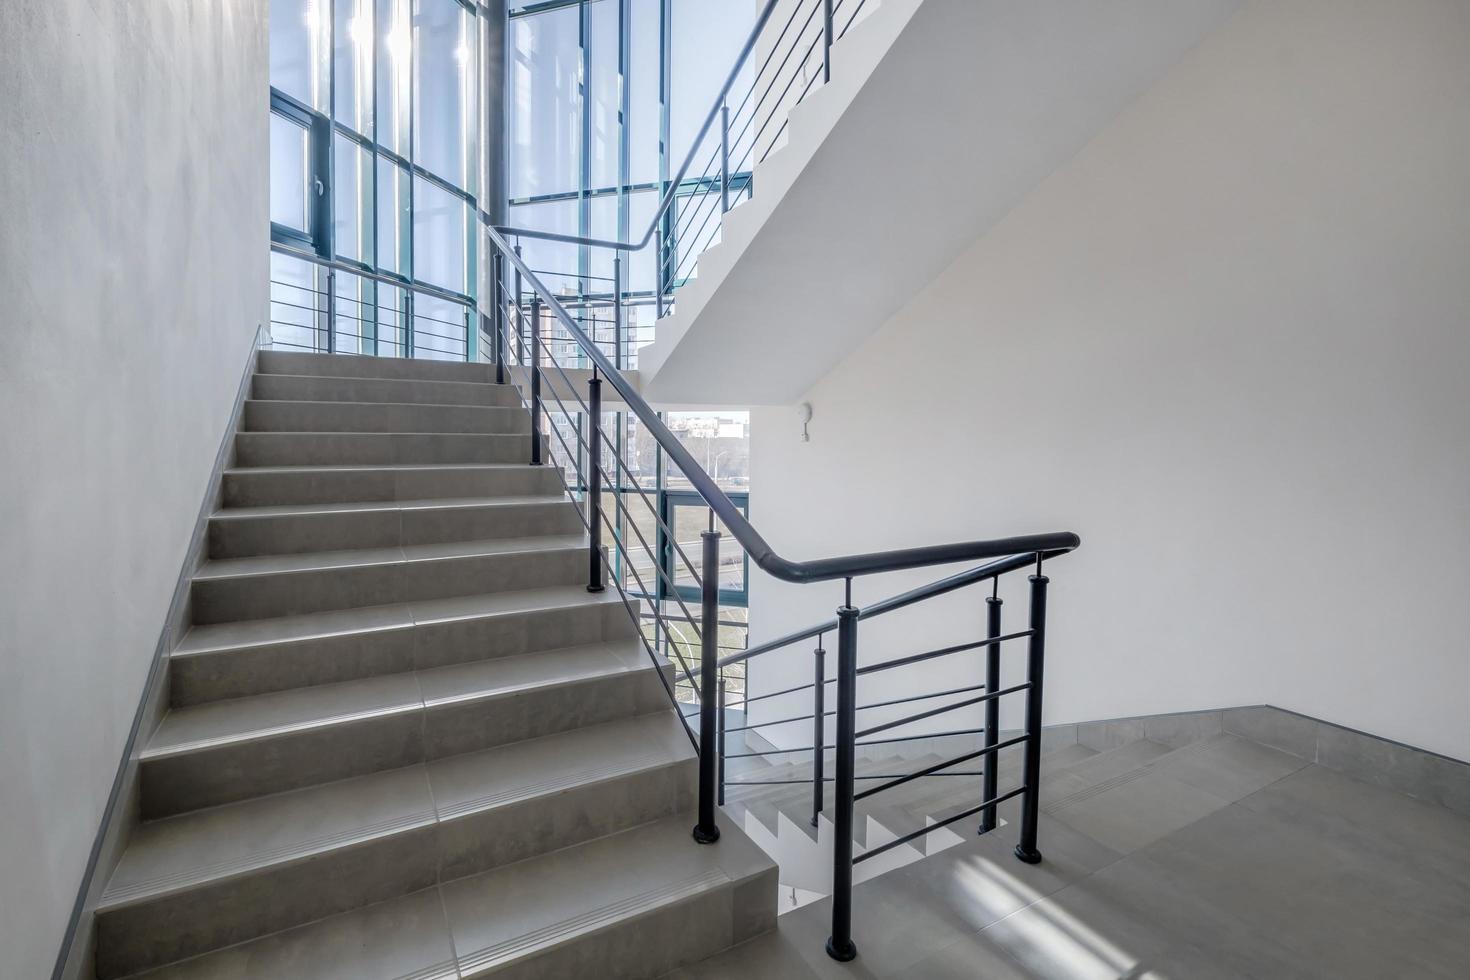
810;636;826;827
1014;561;1048;865
586;370;605;593
720;100;731;215
325;268;337;354
493;251;506;384
529;296;543;466
827;582;859;963
514;243;525;363
693;520;723;844
823;0;834;84
717;676;727;806
980;583;1003;834
613;253;625;370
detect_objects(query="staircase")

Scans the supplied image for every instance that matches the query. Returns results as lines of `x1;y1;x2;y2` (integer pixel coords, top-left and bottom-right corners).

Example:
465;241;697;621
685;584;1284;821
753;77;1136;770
93;350;776;979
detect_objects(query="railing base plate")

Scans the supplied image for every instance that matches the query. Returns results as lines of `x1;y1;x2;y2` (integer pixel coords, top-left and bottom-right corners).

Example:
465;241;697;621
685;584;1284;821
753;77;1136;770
1014;845;1043;865
826;939;858;962
692;825;721;845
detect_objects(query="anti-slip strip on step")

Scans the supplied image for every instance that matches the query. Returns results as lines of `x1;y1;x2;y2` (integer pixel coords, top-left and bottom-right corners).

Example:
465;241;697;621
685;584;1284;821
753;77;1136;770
455;868;728;974
143;701;423;759
101;807;439;907
435;752;677;822
394;961;460;980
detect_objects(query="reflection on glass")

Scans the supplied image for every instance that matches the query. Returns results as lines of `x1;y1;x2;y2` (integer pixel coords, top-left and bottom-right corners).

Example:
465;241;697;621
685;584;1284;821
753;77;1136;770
509;5;580;199
376;0;412;156
333;135;373;262
271;0;330;110
269;252;322;352
270;113;311;231
335;0;374;136
415;0;475;190
664;412;751;491
413;292;469;361
413;177;467;293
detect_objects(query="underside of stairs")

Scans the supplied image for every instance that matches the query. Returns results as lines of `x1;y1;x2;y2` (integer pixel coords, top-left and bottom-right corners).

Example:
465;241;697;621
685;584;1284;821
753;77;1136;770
94;350;776;980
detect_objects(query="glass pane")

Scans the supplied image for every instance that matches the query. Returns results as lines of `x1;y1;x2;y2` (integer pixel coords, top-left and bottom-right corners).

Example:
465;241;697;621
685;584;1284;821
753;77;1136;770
270;113;312;231
415;0;475;190
333;134;374;262
271;0;329;110
333;271;376;354
664;412;750;491
376;284;408;358
376;157;411;275
412;177;467;293
413;292;469;361
335;0;375;136
269;252;324;352
588;0;621;191
669;0;755;165
667;502;746;594
628;0;661;185
508;199;580;296
509;5;581;199
376;0;412;156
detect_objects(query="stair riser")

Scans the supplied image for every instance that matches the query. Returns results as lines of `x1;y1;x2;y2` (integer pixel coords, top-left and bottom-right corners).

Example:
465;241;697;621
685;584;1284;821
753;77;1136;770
209;500;584;559
260;349;499;384
222;464;565;507
190;547;588;624
96;762;693;980
95;826;441;980
141;668;670;817
455;869;778;980
243;400;532;435
171;600;636;707
235;432;540;467
253;372;521;407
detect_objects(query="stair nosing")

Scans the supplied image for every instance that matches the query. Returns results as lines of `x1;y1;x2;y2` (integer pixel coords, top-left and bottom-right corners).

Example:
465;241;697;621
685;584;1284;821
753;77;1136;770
244;398;525;412
193;535;589;581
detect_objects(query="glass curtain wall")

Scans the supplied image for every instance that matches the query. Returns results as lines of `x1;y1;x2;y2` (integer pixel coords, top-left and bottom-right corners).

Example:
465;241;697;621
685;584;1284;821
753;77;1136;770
268;0;480;360
507;1;758;701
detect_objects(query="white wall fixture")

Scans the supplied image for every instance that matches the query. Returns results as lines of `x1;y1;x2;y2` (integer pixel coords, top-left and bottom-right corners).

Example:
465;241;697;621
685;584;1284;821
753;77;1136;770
798;402;813;442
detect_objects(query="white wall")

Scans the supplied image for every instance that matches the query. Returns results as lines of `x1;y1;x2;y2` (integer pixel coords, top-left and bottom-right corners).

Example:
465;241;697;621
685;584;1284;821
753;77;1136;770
0;3;267;976
746;0;1470;762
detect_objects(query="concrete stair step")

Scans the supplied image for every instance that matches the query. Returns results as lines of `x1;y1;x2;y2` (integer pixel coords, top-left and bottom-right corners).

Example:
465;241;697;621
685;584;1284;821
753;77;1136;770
242;398;531;434
96;713;693;980
170;585;633;707
235;430;543;467
140;639;671;817
189;535;591;624
258;349;500;384
253;371;523;407
208;495;584;558
128;811;775;980
222;462;565;508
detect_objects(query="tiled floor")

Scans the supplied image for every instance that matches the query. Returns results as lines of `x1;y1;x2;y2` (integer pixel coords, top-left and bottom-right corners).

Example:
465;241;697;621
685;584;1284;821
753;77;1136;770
666;737;1470;979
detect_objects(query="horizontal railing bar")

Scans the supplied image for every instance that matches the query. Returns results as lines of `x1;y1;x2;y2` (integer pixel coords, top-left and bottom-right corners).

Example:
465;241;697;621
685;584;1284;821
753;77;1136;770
853;733;1030;802
726;772;985;788
855;682;990;711
722;552;1048;667
725;675;834;709
722;725;988;760
854;786;1028;864
857;630;1034;676
856;683;1032;740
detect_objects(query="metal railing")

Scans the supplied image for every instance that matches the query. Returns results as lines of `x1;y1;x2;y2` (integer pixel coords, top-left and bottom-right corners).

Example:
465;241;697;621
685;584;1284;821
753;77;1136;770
483;226;1079;961
498;0;875;322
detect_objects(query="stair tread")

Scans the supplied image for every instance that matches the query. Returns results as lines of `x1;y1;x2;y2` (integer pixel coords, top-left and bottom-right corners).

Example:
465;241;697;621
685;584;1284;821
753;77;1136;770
245;397;522;411
211;495;566;521
145;638;653;761
132;810;768;980
194;534;587;580
174;585;625;658
104;713;689;909
226;462;549;475
442;811;770;977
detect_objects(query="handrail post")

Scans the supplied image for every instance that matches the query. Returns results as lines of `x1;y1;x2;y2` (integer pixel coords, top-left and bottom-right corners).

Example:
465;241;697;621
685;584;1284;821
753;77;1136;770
811;637;826;827
493;251;506;384
613;253;624;370
717;677;727;806
586;370;605;592
529;296;543;466
325;268;337;354
827;584;859;962
720;100;731;215
823;0;834;84
1014;564;1048;865
980;586;1003;834
514;243;525;363
693;522;723;844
